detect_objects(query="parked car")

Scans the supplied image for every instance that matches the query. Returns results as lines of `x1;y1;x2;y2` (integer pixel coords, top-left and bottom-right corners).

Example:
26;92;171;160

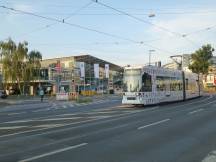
0;90;7;99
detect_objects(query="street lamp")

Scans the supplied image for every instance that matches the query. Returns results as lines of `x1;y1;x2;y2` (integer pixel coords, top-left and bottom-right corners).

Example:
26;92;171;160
148;13;156;18
149;50;155;66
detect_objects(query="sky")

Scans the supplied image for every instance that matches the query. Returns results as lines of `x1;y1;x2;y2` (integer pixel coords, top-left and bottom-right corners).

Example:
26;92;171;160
0;0;216;66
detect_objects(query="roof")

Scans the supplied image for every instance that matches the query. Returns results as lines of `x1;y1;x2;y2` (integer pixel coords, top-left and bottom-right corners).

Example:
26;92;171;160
74;55;123;72
41;55;123;72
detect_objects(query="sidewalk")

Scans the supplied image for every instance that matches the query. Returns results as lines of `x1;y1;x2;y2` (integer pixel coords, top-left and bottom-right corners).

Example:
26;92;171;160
0;94;122;108
0;95;55;107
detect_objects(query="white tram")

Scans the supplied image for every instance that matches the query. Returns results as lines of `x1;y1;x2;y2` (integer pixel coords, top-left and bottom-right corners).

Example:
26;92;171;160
122;66;201;105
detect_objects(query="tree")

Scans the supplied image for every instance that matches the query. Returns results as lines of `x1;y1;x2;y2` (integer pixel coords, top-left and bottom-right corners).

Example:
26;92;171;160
189;44;214;74
0;38;42;95
28;50;42;80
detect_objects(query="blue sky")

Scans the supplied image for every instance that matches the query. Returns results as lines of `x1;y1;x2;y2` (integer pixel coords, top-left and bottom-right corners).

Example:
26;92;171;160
0;0;216;66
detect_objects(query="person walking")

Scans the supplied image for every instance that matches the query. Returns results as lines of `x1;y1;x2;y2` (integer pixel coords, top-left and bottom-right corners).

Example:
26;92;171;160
39;88;44;102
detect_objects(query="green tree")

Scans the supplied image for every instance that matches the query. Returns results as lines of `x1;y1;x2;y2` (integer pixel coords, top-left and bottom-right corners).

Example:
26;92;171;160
28;50;42;80
0;39;42;95
189;44;214;74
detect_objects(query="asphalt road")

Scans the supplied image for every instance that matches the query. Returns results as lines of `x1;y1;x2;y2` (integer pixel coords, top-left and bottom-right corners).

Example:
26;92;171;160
0;95;216;162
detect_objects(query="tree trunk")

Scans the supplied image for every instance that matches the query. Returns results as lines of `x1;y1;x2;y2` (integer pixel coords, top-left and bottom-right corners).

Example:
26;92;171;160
17;78;23;95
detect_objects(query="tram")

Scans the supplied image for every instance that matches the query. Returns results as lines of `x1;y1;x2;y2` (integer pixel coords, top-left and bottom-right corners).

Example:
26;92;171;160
122;65;201;105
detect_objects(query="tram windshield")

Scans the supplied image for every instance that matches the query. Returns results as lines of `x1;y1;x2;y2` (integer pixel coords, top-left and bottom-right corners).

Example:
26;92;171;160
123;69;141;92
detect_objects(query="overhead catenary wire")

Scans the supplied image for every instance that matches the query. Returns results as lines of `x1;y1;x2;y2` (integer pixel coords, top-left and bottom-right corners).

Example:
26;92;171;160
0;4;176;55
93;0;201;48
92;0;182;36
182;25;216;37
2;11;216;16
1;1;94;40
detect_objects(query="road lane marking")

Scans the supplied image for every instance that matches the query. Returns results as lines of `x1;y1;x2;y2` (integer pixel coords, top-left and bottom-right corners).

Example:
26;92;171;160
0;118;100;138
0;126;28;130
0;107;150;139
32;108;50;113
33;124;66;128
62;105;67;109
188;108;204;115
4;119;35;124
41;117;82;121
18;143;88;162
7;112;26;116
138;118;170;130
4;116;83;124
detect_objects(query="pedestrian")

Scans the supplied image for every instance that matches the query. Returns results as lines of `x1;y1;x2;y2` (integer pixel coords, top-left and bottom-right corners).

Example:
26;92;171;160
39;88;44;102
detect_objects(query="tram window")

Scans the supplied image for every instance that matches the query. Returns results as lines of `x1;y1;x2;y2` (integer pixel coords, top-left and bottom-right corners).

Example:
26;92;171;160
170;77;182;91
156;76;166;91
140;73;152;92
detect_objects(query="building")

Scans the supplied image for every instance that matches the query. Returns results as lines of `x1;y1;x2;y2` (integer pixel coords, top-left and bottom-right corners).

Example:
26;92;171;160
31;55;123;95
163;54;192;72
162;62;179;70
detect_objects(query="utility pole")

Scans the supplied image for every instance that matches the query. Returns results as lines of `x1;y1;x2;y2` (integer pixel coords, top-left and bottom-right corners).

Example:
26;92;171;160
149;50;155;66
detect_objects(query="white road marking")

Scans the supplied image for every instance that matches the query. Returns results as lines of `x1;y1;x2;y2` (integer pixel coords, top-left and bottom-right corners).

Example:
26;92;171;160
62;105;67;109
0;118;99;138
2;113;78;124
7;112;26;116
32;108;50;113
4;119;36;124
33;124;66;128
0;126;27;130
138;118;170;130
18;143;88;162
85;111;116;115
4;117;83;124
69;104;74;107
202;150;216;162
0;107;158;139
41;117;82;121
188;108;204;115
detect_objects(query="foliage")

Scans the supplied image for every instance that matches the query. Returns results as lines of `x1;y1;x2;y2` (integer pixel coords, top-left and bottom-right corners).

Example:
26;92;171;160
189;44;214;74
0;38;42;94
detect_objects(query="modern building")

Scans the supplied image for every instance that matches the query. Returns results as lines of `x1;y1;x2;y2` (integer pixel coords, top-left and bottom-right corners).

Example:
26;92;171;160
31;55;123;95
163;54;192;72
162;62;179;70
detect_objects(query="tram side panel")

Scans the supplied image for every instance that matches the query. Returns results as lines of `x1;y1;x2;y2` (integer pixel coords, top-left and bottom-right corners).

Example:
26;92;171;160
155;71;184;103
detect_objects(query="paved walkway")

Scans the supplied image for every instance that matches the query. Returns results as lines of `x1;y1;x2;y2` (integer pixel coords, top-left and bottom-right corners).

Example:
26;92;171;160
0;94;122;108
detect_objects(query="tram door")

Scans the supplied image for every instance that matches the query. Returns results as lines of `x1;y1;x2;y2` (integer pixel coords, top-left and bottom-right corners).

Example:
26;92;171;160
165;78;171;97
